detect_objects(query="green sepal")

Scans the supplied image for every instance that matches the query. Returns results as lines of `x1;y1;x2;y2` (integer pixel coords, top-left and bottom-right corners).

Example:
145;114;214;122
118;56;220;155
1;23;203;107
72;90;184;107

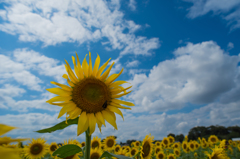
35;117;78;133
52;144;82;158
99;151;133;159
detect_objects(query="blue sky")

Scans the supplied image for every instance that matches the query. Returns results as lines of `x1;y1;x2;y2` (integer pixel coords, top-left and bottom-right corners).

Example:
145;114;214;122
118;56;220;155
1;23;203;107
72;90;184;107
1;0;240;144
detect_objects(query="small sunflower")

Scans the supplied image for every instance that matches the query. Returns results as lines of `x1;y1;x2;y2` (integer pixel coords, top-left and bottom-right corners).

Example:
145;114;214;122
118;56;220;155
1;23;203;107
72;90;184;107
124;146;131;153
172;142;180;149
90;148;103;159
182;141;188;153
91;136;101;149
117;148;130;157
134;141;141;147
156;151;165;159
167;153;176;159
208;135;219;145
155;141;161;147
48;142;58;155
130;147;138;157
173;148;180;157
168;136;175;145
81;141;85;147
140;134;154;159
195;141;200;150
189;141;195;152
114;145;121;153
154;146;162;155
102;136;116;151
46;52;134;136
162;137;169;148
23;138;48;159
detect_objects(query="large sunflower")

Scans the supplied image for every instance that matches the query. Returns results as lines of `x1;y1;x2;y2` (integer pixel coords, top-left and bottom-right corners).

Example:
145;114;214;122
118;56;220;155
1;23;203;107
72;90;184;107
23;138;48;159
91;136;101;149
102;136;116;151
46;52;134;136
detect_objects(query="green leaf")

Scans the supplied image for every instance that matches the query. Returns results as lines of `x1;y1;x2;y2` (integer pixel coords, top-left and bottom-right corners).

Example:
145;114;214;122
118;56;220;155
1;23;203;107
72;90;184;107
99;151;133;159
52;144;82;158
35;117;79;133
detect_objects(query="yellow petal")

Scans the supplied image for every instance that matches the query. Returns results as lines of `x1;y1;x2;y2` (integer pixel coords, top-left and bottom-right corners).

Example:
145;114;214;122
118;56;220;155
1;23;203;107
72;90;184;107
58;103;76;118
111;99;135;106
62;74;68;79
109;103;131;110
64;63;78;84
77;112;89;136
112;90;132;99
95;112;106;126
99;62;115;81
96;58;111;78
46;96;72;103
46;88;72;96
96;118;102;134
92;53;100;77
109;81;129;88
111;86;132;95
75;52;84;80
72;56;82;80
50;81;72;91
0;124;17;136
88;52;93;76
82;54;89;77
107;106;124;121
48;101;70;107
106;68;124;85
69;108;82;119
102;110;117;130
88;113;96;136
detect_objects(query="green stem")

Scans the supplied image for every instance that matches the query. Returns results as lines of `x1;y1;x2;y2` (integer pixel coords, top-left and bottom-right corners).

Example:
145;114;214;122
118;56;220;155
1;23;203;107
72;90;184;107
84;128;91;159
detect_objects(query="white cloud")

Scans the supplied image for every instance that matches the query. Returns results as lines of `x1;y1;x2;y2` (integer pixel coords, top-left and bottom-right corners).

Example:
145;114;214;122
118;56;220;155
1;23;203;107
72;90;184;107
127;41;240;113
0;0;159;55
126;60;140;67
128;0;137;11
183;0;240;30
227;42;234;50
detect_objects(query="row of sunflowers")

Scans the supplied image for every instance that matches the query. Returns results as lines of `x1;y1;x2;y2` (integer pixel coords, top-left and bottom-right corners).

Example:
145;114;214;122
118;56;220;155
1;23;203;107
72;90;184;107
1;123;240;159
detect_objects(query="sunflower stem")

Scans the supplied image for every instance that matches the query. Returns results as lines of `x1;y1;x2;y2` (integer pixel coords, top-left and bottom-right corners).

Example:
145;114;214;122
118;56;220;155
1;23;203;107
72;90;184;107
84;128;91;159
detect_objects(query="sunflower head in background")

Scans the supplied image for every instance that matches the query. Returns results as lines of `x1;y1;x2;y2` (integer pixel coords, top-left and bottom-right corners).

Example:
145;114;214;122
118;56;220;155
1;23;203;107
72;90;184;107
46;52;134;136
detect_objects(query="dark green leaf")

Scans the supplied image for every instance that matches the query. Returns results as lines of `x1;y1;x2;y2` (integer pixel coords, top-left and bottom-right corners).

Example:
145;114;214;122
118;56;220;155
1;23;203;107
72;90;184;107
99;151;133;159
52;144;82;158
35;117;79;133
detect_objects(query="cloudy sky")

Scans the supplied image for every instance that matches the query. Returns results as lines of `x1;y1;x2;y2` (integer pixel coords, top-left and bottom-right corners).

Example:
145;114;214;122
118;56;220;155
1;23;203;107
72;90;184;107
1;0;240;144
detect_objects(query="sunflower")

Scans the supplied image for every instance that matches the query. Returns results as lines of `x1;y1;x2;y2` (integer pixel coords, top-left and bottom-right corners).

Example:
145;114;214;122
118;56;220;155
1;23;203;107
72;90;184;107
173;148;180;157
48;142;58;155
204;146;228;159
81;141;85;147
172;142;180;149
117;148;130;157
208;135;219;145
102;136;116;151
162;137;169;148
114;145;121;153
140;134;154;159
155;141;161;147
189;141;195;152
167;153;176;159
134;141;141;147
46;52;134;136
91;136;101;149
90;148;103;159
23;138;48;159
130;147;138;157
182;141;188;153
168;136;175;145
154;146;162;155
124;146;131;153
156;151;165;159
195;141;200;150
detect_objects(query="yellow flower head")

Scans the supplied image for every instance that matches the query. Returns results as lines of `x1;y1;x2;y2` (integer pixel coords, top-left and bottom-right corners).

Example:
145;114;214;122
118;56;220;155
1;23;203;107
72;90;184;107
140;134;154;159
46;52;134;136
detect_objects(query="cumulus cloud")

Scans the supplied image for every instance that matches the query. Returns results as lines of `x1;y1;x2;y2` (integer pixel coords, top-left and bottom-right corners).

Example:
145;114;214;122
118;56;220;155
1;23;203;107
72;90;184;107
183;0;240;30
227;42;234;50
127;41;240;113
0;0;159;55
128;0;137;11
126;60;140;67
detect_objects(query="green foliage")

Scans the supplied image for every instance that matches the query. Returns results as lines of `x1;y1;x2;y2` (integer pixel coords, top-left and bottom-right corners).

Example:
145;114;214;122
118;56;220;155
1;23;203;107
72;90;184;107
35;117;79;133
99;151;133;159
52;144;82;158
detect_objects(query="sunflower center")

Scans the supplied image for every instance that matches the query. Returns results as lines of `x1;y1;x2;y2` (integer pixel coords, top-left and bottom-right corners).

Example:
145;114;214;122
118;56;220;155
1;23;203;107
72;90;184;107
50;145;57;151
211;138;216;142
190;144;194;149
72;77;111;113
81;142;85;147
115;147;120;152
90;152;100;159
169;156;174;159
142;142;150;157
91;141;99;149
156;148;160;154
131;149;136;156
158;153;164;159
175;151;179;155
107;140;114;147
30;143;43;155
136;142;139;146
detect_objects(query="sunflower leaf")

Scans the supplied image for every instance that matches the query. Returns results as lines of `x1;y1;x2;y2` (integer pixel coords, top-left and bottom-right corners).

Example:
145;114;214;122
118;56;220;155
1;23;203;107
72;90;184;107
99;151;133;159
35;117;79;133
52;144;82;158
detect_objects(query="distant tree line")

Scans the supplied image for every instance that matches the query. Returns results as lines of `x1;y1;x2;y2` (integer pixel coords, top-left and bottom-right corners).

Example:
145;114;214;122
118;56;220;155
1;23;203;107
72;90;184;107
118;125;240;145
